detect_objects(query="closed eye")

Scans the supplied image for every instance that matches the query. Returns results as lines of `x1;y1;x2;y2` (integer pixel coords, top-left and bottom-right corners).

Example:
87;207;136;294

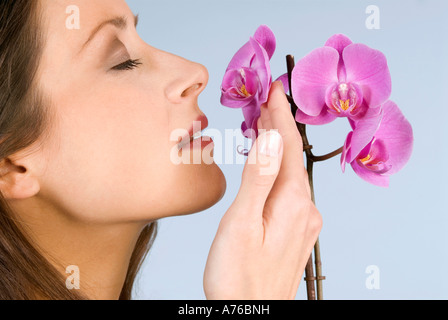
111;58;142;71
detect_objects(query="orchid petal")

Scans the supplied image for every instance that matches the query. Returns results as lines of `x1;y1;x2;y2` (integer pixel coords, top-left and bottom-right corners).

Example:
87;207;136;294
324;34;353;55
220;92;253;109
348;101;369;121
347;106;383;163
249;37;271;103
351;159;390;187
371;101;414;175
241;104;260;140
241;120;253;140
343;44;392;107
295;107;337;125
325;34;353;81
341;131;353;173
254;25;276;60
227;41;255;71
291;47;339;116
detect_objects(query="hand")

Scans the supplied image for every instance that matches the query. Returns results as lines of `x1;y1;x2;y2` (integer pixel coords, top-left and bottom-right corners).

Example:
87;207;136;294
203;81;323;300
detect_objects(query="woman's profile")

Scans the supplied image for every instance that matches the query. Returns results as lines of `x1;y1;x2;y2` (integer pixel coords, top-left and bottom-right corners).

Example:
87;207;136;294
0;0;322;300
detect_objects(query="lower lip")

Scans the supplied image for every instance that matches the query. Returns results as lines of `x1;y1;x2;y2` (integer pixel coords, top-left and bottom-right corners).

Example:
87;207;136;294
180;136;214;150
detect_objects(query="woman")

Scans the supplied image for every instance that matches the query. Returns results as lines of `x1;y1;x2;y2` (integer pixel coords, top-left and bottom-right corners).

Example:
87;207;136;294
0;0;322;300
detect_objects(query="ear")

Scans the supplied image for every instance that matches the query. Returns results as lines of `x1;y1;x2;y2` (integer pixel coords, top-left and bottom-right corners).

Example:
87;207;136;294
0;157;41;200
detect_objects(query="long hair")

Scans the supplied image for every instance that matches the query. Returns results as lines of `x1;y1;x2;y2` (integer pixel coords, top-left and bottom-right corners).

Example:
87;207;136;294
0;0;157;300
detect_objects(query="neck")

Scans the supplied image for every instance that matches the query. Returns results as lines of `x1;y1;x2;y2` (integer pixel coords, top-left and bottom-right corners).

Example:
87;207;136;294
10;198;148;300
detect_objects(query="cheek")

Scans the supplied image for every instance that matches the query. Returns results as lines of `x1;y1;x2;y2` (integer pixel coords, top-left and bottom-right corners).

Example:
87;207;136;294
41;91;175;223
40;85;226;223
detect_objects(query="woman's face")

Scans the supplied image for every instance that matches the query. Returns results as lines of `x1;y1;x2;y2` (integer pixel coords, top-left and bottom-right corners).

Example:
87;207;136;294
33;0;226;223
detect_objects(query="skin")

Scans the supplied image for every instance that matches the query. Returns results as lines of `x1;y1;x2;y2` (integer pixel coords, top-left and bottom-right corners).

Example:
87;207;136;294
0;0;322;299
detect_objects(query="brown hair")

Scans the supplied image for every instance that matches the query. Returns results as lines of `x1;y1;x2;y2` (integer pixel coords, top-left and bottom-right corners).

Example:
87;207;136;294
0;0;157;300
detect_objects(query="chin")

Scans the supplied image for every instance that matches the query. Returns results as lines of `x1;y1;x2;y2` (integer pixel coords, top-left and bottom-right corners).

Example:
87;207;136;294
174;161;227;217
200;162;227;210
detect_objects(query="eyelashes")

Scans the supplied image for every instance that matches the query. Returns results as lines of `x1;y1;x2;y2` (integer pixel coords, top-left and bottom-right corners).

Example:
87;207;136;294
111;58;142;71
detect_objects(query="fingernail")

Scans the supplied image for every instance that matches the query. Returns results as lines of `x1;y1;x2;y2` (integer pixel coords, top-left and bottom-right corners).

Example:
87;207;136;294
258;130;282;157
272;80;284;94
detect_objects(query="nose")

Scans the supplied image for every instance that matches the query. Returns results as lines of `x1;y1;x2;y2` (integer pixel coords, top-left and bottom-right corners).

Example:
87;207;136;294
158;51;209;104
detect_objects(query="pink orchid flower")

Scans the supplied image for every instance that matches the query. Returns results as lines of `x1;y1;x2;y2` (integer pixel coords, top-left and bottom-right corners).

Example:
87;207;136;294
341;101;413;187
220;25;276;140
292;34;392;125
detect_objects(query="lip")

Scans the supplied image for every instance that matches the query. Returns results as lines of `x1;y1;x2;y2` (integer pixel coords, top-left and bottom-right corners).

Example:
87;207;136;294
187;135;214;150
177;114;209;147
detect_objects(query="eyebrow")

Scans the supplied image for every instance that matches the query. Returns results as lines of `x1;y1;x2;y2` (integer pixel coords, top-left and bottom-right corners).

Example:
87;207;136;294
79;14;139;53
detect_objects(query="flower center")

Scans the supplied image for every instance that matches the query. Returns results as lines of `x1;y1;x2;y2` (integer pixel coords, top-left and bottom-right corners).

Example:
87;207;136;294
339;99;350;111
327;83;360;115
240;84;250;97
233;68;253;98
359;154;372;163
356;139;391;174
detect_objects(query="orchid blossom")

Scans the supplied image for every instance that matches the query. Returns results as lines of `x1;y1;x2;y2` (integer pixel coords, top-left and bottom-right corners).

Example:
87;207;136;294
341;101;413;187
291;34;392;125
220;25;276;140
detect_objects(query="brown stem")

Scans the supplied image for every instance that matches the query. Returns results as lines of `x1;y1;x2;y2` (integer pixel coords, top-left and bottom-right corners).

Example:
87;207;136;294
314;238;325;299
304;153;317;300
304;256;316;300
286;55;327;300
311;147;344;162
305;132;325;301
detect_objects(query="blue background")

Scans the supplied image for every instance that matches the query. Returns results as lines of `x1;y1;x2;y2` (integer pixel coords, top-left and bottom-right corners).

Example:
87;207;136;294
127;0;448;299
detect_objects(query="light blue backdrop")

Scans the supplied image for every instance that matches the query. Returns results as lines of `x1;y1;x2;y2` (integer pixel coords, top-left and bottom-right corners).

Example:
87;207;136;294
127;0;448;299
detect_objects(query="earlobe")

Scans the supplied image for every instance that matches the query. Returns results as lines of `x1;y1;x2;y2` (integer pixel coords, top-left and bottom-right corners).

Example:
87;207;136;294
0;158;40;200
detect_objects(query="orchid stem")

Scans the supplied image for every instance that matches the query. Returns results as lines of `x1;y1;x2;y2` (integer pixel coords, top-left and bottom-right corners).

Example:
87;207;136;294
286;54;331;301
311;147;344;162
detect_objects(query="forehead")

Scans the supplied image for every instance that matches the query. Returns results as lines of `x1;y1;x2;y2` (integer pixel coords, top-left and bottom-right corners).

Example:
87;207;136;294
37;0;135;84
39;0;133;43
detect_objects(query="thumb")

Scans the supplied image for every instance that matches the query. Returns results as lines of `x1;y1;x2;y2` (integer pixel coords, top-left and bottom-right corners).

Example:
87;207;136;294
234;129;283;215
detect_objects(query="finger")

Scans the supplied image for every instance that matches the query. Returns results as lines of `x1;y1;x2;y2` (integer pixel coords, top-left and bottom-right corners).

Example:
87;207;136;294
260;102;273;131
304;167;311;199
232;130;284;218
256;116;263;132
267;81;305;183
